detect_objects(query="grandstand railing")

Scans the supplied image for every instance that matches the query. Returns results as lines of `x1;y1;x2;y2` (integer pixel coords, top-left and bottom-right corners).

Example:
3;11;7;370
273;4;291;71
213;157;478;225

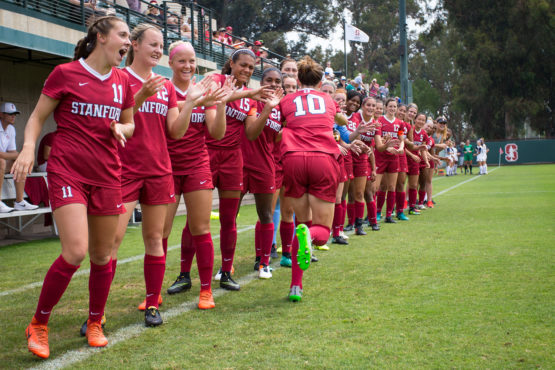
0;0;285;78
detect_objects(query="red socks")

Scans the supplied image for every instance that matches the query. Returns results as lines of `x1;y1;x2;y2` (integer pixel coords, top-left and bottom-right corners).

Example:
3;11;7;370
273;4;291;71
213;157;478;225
280;221;295;254
259;222;274;266
89;259;112;323
34;255;79;324
340;200;347;231
144;254;165;308
180;223;195;273
409;188;418;208
254;221;262;257
193;233;214;291
396;191;406;213
219;198;239;272
347;203;355;225
111;258;118;282
386;191;396;217
310;224;330;246
355;201;365;219
376;190;386;214
162;237;168;257
418;189;426;205
367;200;377;224
332;203;342;237
290;235;303;289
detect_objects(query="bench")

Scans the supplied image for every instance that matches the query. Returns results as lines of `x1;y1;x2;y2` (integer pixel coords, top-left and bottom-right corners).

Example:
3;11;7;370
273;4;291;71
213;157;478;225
0;173;54;234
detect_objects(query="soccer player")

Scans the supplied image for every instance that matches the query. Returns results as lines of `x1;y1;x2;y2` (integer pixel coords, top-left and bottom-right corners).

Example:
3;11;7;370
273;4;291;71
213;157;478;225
13;16;135;358
239;67;283;278
408;113;430;212
280;57;298;78
163;41;232;309
278;56;348;301
110;24;213;326
463;139;474;174
340;91;360;232
477;138;489;174
394;104;411;221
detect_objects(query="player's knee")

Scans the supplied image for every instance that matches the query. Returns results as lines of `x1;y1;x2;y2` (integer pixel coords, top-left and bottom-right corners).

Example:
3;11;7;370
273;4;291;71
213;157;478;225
188;222;210;236
0;158;6;172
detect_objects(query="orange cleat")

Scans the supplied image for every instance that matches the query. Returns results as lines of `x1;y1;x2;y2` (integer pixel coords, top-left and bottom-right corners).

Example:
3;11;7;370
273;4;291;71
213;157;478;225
426;200;434;208
86;320;108;347
198;289;215;310
138;294;163;311
26;317;49;359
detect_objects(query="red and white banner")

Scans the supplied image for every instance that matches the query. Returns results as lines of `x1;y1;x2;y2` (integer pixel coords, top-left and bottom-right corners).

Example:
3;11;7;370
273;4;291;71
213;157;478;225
345;24;369;43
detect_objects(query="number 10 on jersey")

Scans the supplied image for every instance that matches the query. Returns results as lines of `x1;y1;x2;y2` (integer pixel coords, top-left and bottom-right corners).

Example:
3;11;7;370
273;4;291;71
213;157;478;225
293;94;326;116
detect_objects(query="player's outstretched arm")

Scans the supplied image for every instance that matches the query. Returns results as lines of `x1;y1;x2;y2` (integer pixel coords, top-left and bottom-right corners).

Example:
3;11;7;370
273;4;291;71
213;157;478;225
244;88;283;141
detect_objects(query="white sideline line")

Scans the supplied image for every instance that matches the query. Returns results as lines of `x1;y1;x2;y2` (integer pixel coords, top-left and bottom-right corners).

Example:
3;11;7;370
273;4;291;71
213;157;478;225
0;225;255;298
29;169;498;369
433;167;499;198
31;265;279;370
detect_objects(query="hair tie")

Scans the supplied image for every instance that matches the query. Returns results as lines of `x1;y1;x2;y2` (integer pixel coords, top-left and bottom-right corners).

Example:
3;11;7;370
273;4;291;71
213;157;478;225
231;48;255;60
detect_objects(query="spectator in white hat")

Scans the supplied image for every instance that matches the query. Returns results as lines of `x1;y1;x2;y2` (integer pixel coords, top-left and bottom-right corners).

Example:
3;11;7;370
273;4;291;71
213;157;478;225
0;102;39;212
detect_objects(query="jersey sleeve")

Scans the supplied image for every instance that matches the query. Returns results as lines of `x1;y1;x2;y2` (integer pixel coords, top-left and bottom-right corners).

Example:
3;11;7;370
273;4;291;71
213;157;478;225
42;65;66;100
247;98;257;116
166;82;178;110
122;77;135;111
333;100;341;115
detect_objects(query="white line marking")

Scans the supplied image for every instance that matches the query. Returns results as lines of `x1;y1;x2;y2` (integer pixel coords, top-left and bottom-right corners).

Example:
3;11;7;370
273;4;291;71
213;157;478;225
0;226;255;298
31;263;280;370
433;168;499;198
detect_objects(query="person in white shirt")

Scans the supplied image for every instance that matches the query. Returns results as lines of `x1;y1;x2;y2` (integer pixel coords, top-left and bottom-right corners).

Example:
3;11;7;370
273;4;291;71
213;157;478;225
0;102;39;212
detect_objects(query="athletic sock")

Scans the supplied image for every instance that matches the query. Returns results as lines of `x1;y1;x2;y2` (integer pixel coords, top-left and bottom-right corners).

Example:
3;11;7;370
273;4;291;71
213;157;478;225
408;188;418;208
470;164;473;174
193;233;214;291
280;221;295;254
347;203;355;225
259;222;275;266
418;189;426;205
290;235;303;289
396;191;406;213
180;223;195;273
367;200;377;224
219;198;240;271
354;201;365;220
162;237;168;257
386;191;396;217
272;200;280;245
34;255;79;324
111;258;118;282
340;200;347;231
310;224;330;246
332;203;342;237
376;190;386;214
88;259;112;323
144;254;165;308
254;221;262;257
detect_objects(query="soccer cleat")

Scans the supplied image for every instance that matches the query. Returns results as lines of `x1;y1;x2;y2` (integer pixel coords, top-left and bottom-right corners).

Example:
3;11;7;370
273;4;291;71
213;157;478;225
145;306;163;327
214;266;234;281
376;212;381;222
270;244;279;258
370;223;380;231
26;317;49;359
167;272;192;295
276;246;282;253
288;285;303;302
397;212;409;221
332;236;348;245
198;289;215;310
138;294;163;311
295;224;312;271
280;255;292;267
311;254;319;263
219;271;240;291
417;204;426;210
80;314;106;337
343;224;354;231
86;320;108;347
253;256;261;271
258;264;272;279
408;207;421;215
355;218;367;235
14;199;39;211
314;244;330;251
385;216;396;223
339;231;349;239
404;199;408;210
427;200;434;208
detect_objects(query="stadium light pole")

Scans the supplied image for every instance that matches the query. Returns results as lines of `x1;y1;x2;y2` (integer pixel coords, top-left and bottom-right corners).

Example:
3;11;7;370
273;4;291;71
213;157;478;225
399;0;409;103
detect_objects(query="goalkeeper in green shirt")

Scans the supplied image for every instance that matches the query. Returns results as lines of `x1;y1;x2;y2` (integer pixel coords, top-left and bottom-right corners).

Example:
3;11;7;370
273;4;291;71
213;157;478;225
463;139;475;174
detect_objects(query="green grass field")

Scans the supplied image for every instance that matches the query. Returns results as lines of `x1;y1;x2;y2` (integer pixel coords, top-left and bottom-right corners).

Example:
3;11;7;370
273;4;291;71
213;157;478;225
1;165;554;369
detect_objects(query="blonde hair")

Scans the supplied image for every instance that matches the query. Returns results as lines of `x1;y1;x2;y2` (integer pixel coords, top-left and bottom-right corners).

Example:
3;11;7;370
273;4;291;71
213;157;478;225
297;56;323;86
125;23;161;66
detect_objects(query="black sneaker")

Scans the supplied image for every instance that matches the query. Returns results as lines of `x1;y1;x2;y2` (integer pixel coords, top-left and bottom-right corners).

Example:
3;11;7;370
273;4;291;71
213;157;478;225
355;218;367;235
343;224;354;231
311;255;319;263
145;306;163;327
253;256;261;271
332;236;348;245
370;223;380;231
270;243;279;259
220;271;240;291
167;272;192;295
385;216;396;223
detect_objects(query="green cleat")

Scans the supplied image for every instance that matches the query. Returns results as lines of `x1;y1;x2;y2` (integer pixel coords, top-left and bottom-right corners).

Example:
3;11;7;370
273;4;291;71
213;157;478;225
288;285;303;302
295;224;312;271
397;212;409;221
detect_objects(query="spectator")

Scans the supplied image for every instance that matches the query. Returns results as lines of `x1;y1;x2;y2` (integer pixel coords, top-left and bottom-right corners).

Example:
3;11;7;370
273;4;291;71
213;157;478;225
353;73;364;90
346;79;355;91
368;78;379;97
379;81;389;99
37;131;56;172
0;102;39;212
325;61;334;76
126;0;142;12
224;26;233;45
144;0;164;24
337;76;346;89
68;0;106;24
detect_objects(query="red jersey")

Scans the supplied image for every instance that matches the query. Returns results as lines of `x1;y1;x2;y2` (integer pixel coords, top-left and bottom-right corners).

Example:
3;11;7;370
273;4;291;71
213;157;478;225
411;127;429;155
241;101;281;174
166;84;216;175
42;59;134;188
279;88;340;156
377;115;404;156
119;67;177;179
345;112;362;135
37;132;56;166
357;114;380;145
205;74;257;150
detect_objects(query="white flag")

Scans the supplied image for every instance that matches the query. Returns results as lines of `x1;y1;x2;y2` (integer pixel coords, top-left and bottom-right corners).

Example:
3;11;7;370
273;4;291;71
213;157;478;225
345;24;369;43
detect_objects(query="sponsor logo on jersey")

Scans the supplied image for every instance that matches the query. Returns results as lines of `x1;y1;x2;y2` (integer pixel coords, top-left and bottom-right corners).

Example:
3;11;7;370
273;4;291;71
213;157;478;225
78;82;89;86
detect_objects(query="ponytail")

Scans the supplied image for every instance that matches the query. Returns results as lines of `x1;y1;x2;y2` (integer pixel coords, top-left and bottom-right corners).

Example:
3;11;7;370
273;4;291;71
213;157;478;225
73;16;123;61
126;23;161;66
